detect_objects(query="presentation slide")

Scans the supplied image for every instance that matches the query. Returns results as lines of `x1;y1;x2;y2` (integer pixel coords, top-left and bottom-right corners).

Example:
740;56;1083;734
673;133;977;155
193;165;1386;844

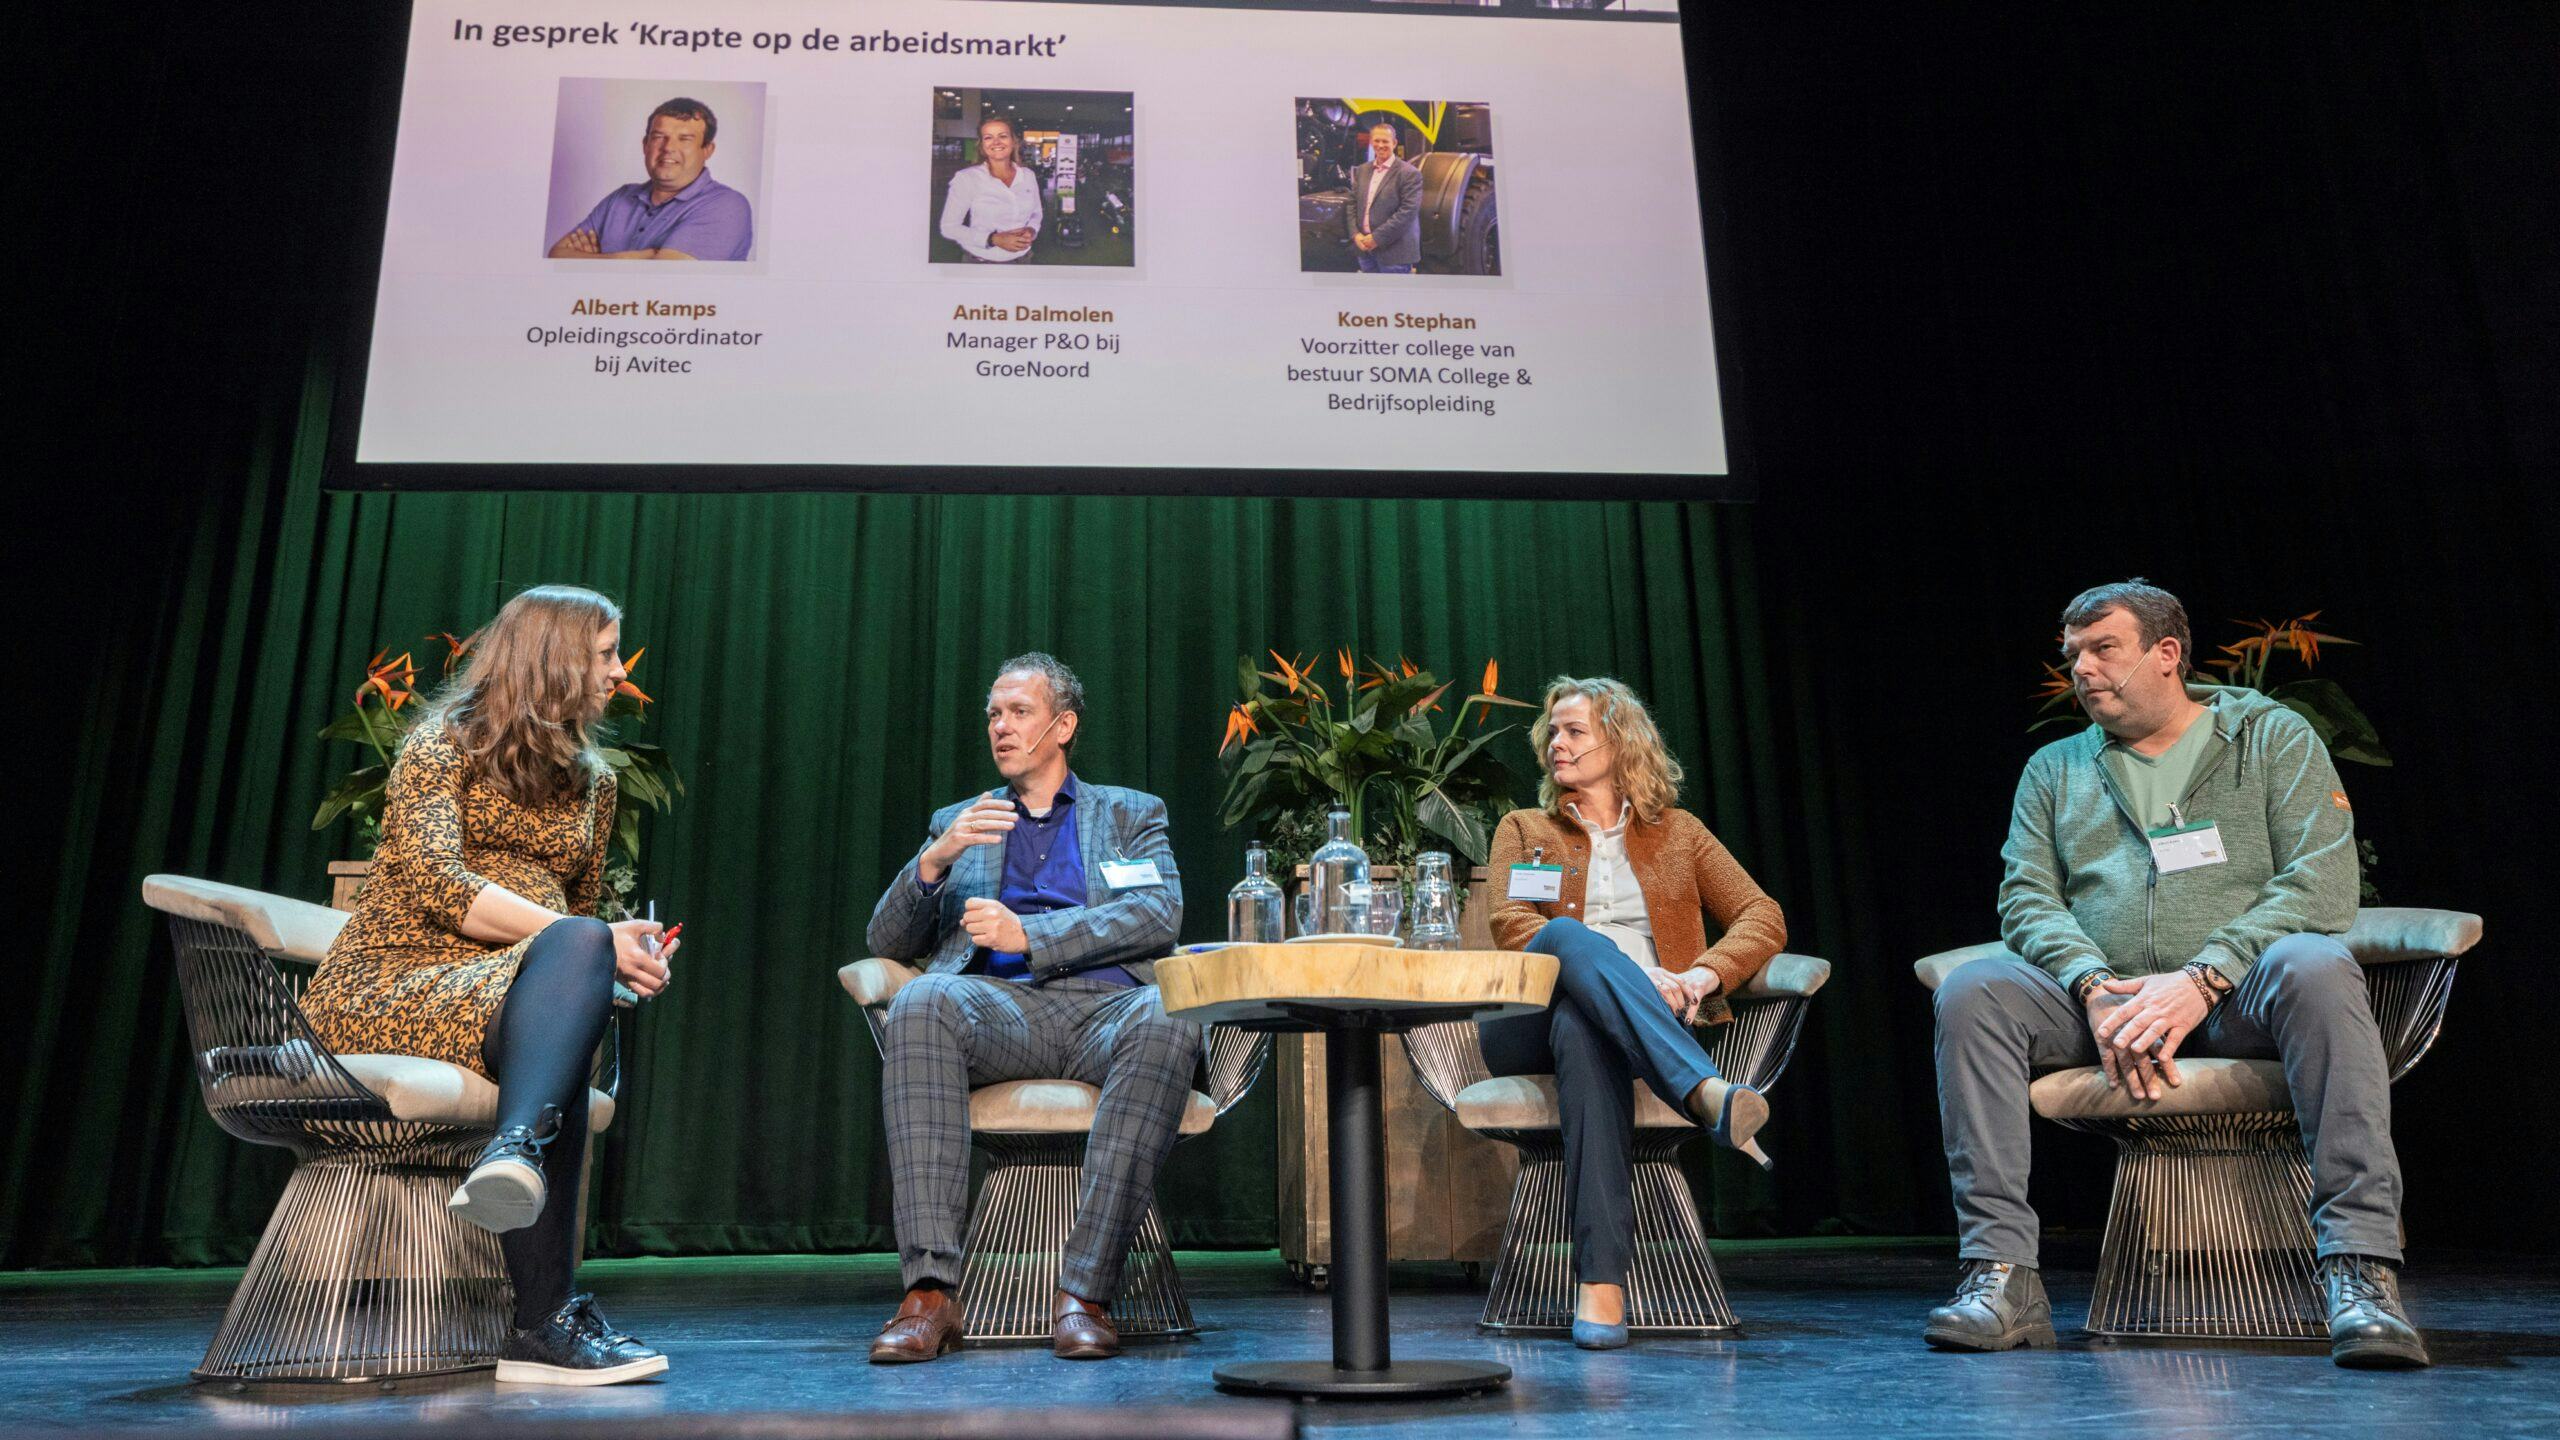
350;0;1730;485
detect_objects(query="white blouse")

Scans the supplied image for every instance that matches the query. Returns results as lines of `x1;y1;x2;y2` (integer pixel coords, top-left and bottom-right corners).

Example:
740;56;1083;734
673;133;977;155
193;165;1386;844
939;162;1045;262
1569;800;1657;968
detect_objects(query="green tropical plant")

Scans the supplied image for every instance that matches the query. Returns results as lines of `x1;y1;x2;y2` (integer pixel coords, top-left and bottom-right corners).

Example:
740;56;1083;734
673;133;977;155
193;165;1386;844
312;633;683;916
1218;649;1534;877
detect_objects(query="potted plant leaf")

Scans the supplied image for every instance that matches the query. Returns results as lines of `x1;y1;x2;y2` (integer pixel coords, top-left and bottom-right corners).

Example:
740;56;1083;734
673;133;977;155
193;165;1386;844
1218;649;1534;887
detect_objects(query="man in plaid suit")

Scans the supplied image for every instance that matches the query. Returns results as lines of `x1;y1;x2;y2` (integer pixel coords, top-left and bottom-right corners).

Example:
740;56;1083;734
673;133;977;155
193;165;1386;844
864;653;1199;1363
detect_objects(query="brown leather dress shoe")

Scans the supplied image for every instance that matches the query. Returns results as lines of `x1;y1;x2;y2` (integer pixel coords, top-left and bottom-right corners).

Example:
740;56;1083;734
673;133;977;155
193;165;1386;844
1051;1291;1120;1360
869;1286;963;1364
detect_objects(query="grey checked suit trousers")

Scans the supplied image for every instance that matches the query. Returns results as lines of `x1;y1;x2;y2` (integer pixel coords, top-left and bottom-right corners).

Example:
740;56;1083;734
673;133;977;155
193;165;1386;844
883;971;1203;1303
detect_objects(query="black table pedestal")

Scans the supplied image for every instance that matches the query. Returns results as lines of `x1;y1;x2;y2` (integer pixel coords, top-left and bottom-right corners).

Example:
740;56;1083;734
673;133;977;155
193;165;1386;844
1213;1022;1509;1400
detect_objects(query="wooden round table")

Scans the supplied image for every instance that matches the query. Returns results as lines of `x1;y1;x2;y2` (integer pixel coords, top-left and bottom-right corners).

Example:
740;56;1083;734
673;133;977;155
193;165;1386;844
1159;942;1557;1399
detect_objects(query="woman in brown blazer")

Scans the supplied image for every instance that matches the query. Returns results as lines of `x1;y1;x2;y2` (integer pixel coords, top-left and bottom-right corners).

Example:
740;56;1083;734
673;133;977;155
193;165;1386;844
1482;677;1788;1347
307;585;678;1385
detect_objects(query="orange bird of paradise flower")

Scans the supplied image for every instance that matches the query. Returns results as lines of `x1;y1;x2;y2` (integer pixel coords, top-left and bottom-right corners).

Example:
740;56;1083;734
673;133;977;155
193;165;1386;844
613;646;653;707
356;650;419;712
432;631;475;674
1219;702;1264;756
2034;662;2076;706
1265;649;1307;695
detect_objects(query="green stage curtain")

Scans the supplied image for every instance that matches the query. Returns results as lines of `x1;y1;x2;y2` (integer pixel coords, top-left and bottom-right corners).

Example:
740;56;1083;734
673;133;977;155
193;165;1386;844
4;358;1921;1266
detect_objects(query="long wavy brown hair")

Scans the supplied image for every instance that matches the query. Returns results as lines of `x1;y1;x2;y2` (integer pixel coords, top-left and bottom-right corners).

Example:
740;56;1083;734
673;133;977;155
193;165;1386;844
1531;676;1687;826
426;585;620;808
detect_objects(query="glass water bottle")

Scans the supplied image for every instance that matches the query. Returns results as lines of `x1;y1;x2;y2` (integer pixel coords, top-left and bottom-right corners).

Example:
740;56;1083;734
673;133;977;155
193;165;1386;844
1227;842;1287;943
1409;850;1460;950
1306;807;1372;935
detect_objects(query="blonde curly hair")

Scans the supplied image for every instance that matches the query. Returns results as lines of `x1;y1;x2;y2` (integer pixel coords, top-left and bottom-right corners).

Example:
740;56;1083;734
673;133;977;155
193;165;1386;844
1531;676;1685;825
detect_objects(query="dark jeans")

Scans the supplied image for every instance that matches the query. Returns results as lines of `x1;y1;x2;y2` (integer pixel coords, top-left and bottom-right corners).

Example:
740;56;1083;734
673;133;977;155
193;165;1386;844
1478;918;1722;1285
1357;254;1415;274
480;916;618;1328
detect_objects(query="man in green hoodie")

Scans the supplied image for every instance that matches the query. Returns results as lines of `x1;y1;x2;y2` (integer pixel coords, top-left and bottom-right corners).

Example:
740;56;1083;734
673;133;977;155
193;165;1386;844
1927;580;2425;1368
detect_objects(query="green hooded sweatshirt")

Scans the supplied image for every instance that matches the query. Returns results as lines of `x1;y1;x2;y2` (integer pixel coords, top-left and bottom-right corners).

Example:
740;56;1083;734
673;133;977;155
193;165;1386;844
1999;683;2359;996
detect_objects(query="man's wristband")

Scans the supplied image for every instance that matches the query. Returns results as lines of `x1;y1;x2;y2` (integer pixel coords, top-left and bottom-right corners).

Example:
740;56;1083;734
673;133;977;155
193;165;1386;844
2182;960;2233;1008
2070;971;2113;1006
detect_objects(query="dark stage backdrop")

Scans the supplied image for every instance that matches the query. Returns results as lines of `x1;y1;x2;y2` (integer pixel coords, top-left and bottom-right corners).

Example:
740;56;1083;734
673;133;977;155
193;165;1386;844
7;3;2553;1266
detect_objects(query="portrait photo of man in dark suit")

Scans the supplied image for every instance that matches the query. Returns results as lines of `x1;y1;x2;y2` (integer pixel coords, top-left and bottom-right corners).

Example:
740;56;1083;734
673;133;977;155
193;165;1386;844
1346;121;1424;274
1296;99;1500;277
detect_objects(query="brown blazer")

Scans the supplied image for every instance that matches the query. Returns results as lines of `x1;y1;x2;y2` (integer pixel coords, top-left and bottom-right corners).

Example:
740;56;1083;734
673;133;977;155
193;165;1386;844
1485;805;1787;1026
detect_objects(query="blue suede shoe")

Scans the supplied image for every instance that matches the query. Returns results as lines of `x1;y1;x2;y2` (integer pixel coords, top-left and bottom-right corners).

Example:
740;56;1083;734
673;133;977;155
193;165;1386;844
1572;1318;1630;1350
1693;1078;1775;1171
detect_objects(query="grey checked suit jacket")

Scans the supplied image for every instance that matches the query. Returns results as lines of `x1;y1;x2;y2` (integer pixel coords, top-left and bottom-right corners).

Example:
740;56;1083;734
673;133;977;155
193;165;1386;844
1347;157;1425;267
865;777;1182;984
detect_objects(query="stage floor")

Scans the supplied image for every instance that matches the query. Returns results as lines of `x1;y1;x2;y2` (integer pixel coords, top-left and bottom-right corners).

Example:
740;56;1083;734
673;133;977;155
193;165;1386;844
3;1240;2555;1437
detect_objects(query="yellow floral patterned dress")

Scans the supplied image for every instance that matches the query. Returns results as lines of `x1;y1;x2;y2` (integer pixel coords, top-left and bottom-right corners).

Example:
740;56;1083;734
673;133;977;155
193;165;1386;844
306;717;615;1077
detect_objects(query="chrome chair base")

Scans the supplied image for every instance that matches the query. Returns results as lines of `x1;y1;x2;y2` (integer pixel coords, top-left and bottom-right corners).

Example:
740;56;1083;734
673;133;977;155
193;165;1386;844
957;1133;1195;1345
195;1136;512;1384
1476;1135;1739;1335
2067;1113;2328;1341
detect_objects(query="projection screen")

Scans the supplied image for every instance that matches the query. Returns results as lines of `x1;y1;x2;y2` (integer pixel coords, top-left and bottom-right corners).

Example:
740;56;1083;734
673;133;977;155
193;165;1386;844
344;0;1734;492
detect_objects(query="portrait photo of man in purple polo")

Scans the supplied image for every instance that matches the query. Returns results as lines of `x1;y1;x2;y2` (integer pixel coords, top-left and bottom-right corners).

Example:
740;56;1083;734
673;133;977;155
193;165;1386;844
547;96;754;262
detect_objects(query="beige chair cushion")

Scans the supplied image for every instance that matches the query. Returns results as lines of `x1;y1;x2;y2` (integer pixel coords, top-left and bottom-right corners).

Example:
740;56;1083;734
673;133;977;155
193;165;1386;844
205;1049;614;1132
1737;953;1831;1001
839;957;924;1008
143;874;350;963
2029;1057;2289;1122
1912;942;2011;993
969;1078;1215;1137
2343;907;2483;964
1452;1074;1694;1134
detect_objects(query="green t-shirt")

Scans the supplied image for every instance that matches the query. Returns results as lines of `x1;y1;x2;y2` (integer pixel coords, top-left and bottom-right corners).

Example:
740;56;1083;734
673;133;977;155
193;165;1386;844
2101;708;2217;831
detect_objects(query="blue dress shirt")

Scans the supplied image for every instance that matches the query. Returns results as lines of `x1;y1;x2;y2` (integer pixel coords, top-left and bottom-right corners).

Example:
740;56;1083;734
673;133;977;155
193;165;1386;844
958;774;1136;987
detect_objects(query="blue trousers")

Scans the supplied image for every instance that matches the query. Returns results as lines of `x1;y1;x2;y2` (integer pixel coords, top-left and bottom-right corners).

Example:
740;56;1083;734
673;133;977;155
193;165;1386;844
1478;918;1724;1285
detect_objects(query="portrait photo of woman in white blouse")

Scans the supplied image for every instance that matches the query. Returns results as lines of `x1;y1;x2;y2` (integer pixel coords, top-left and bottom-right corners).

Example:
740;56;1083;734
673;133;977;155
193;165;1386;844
927;88;1136;268
939;114;1045;263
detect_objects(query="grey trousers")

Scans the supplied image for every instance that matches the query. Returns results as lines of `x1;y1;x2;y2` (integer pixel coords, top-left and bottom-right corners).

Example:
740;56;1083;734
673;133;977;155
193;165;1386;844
1933;932;2403;1266
882;973;1204;1304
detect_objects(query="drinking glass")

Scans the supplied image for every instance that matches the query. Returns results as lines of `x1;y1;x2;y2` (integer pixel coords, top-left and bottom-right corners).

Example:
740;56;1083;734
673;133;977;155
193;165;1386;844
1294;891;1317;938
1337;881;1376;936
1368;880;1405;940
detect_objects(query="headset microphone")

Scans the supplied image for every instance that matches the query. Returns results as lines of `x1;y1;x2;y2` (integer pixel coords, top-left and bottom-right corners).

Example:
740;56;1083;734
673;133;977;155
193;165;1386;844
1552;738;1614;769
1022;713;1069;755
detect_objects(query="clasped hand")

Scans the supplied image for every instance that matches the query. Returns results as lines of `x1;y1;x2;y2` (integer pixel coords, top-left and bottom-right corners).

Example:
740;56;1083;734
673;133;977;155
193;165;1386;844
961;898;1029;955
610;919;679;999
1639;964;1720;1025
2088;971;2212;1100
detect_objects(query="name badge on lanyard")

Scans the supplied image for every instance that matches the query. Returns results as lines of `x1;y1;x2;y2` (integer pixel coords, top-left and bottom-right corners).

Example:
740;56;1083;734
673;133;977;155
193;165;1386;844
1507;864;1565;901
2148;821;2227;875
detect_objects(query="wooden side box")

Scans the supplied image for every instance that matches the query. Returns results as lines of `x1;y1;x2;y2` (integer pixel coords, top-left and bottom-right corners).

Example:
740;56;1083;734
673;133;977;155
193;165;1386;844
1275;868;1516;1283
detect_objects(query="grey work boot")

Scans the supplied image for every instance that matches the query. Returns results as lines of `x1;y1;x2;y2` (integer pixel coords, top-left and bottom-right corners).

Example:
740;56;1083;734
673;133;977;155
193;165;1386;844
1923;1260;2058;1352
2321;1255;2431;1369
